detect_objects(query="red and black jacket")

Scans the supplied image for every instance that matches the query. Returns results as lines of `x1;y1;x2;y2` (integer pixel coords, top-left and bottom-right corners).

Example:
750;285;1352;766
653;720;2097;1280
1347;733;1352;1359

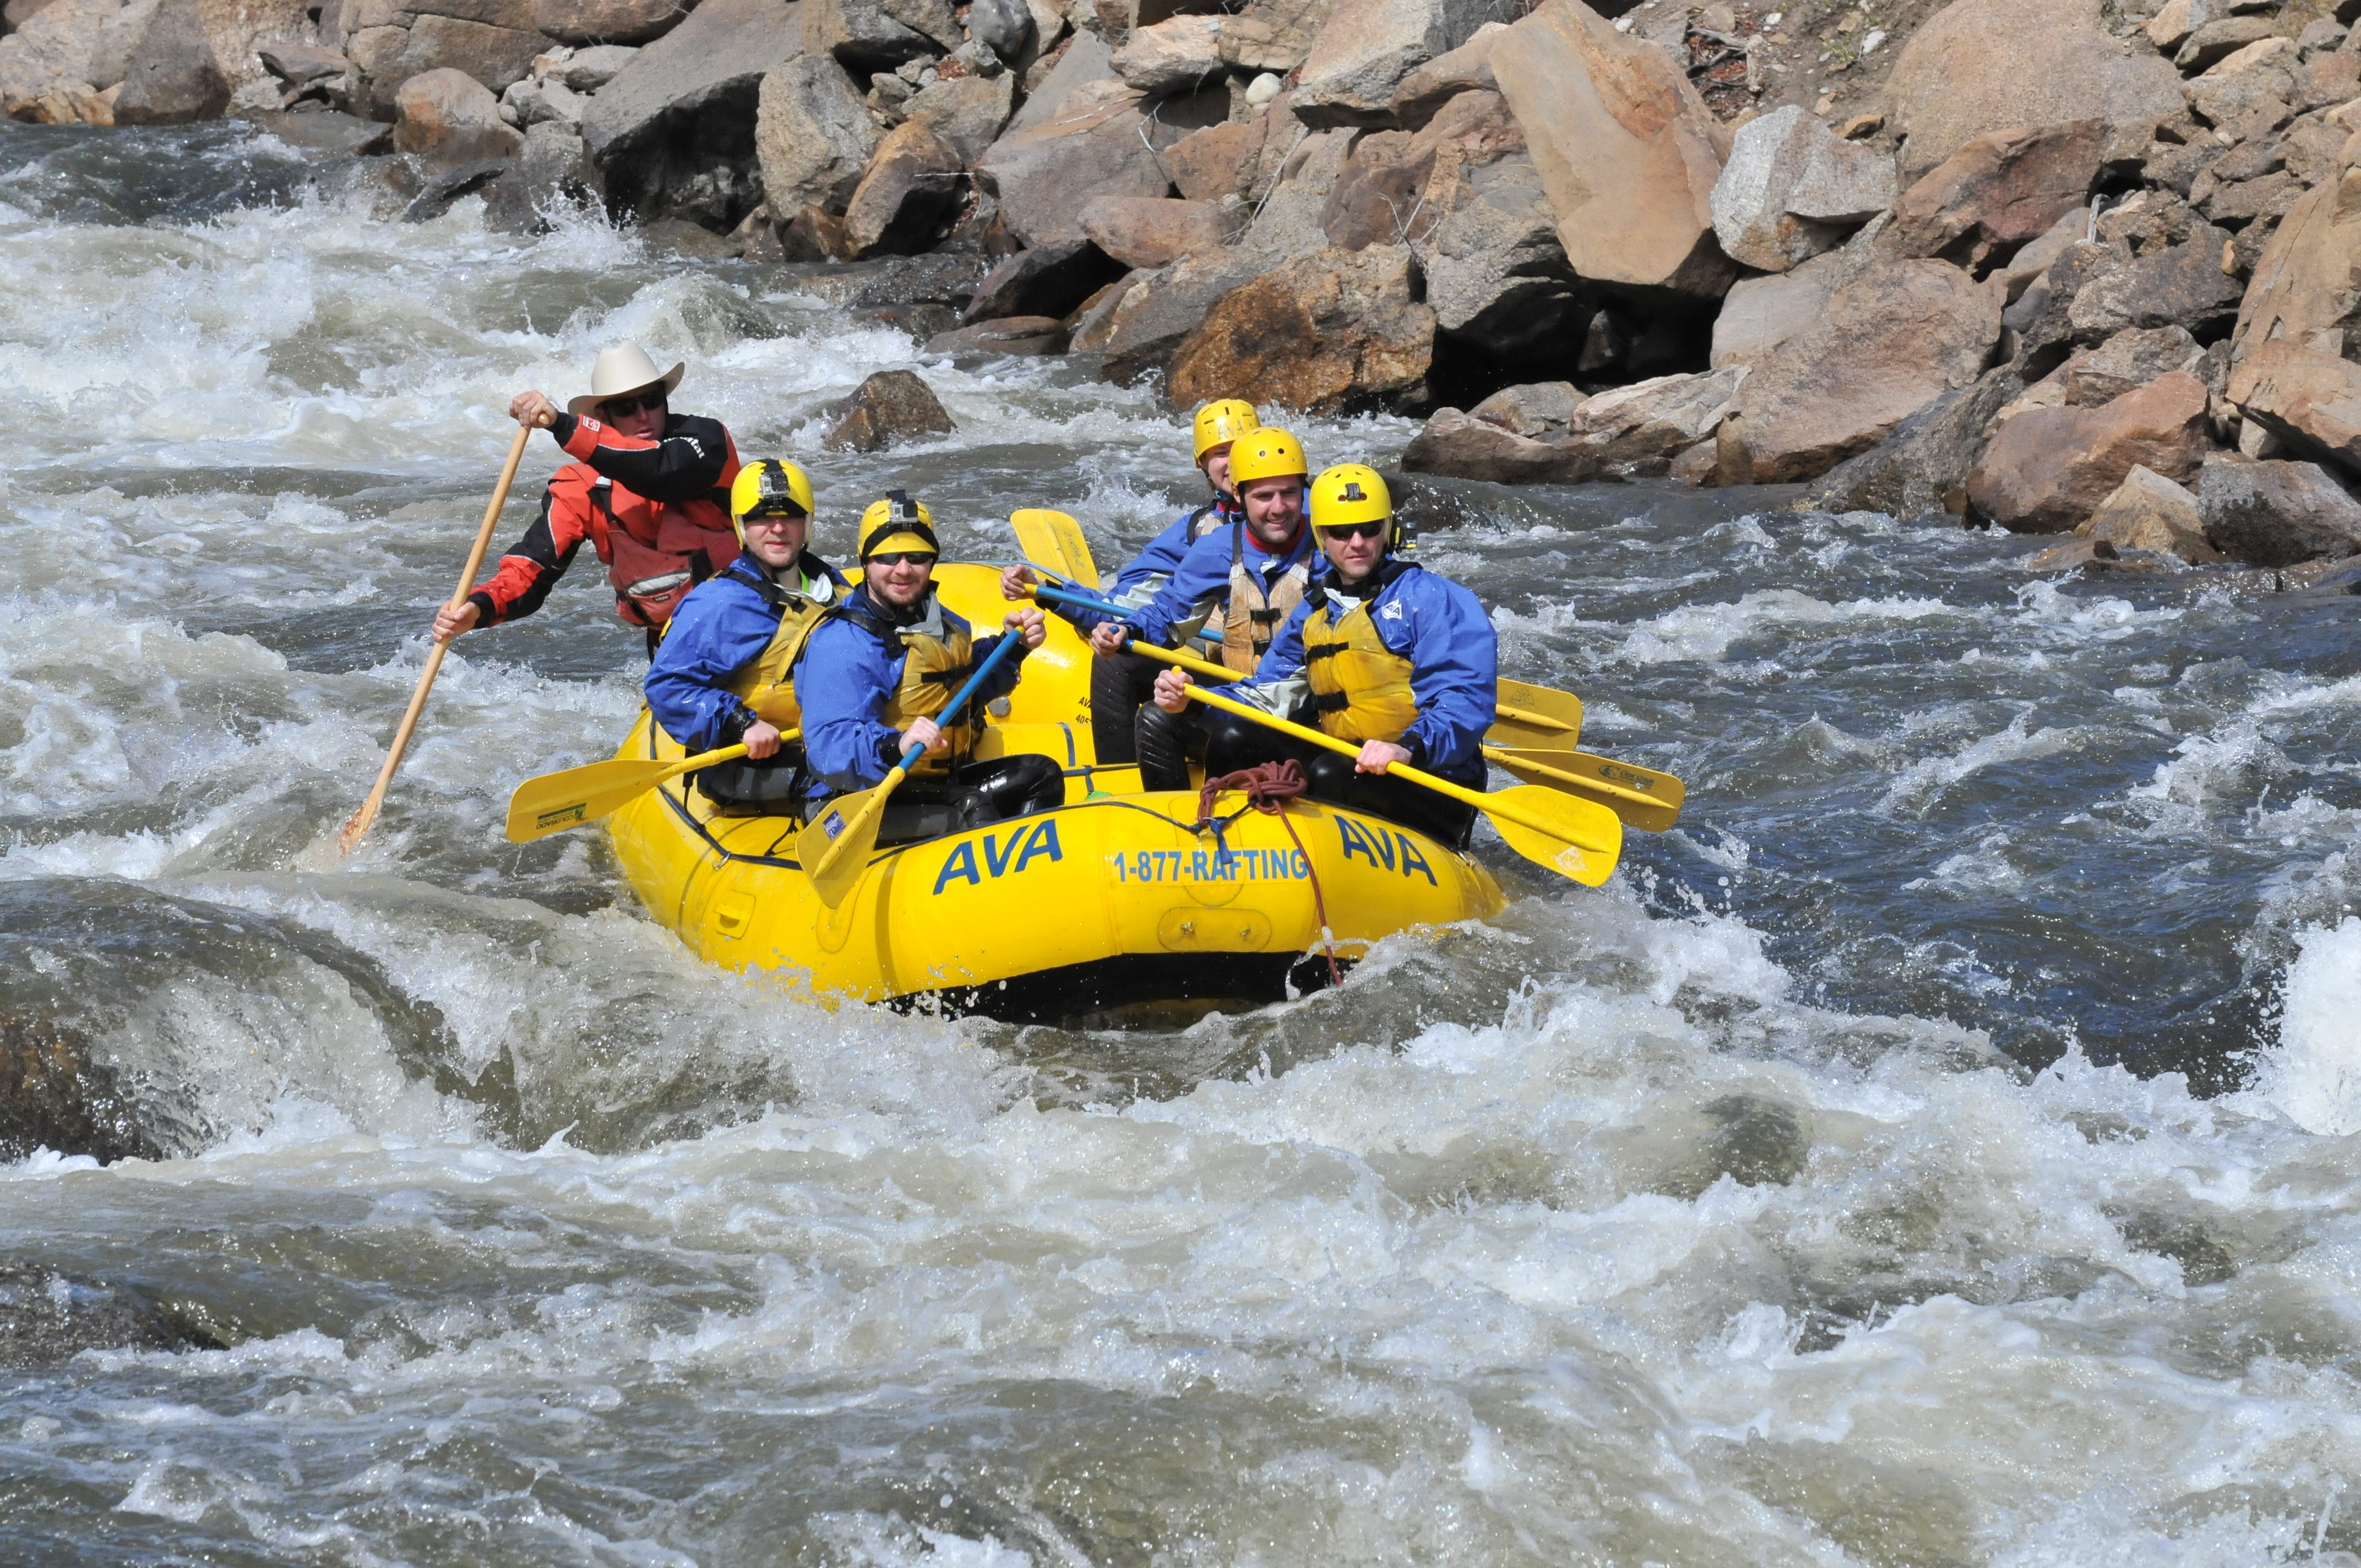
467;410;744;630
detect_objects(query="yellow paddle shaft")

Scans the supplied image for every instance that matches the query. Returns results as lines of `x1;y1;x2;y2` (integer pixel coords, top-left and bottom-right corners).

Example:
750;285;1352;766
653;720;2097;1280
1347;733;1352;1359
1176;683;1616;856
1112;639;1656;824
805;760;910;887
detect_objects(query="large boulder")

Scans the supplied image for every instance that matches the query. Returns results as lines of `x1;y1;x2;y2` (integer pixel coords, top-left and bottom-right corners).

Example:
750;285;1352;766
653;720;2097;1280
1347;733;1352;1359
579;0;801;230
963;238;1128;320
2063;227;2245;342
2226;339;2361;475
1081;194;1239;266
803;0;959;71
1883;0;2183;181
902;69;1016;165
1006;29;1109;130
1718;259;2002;485
1293;0;1498;128
2197;454;2361;563
483;118;601;232
1389;19;1503;127
1891;119;2109;267
2077;464;2222;562
822;369;956;451
975;82;1179;246
1166;243;1435;412
108;0;226;123
1166;92;1300;202
1710;105;1896;273
1965;370;2210;531
755;53;880;219
395;66;523;162
2231;142;2361;372
1401;407;1598;483
2062;325;2202;407
1109;10;1222;94
532;0;689;45
1710;234;1883;369
1095;246;1272;382
1562;367;1747;466
1491;0;1734;300
836;119;966;256
0;0;162;113
1803;364;2026;518
1217;0;1336;76
342;2;554;118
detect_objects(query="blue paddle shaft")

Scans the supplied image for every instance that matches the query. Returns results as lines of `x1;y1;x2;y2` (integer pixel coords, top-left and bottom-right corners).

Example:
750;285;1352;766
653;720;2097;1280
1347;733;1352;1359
1034;581;1223;645
893;618;1028;771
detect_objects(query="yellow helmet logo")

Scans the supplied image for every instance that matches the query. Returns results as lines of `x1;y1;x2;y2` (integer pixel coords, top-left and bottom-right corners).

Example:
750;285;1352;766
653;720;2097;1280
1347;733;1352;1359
1192;399;1261;464
1229;428;1309;487
858;490;940;560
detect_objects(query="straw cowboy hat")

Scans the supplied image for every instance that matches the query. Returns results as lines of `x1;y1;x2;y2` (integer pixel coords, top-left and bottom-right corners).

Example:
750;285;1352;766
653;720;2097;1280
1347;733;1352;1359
566;341;686;419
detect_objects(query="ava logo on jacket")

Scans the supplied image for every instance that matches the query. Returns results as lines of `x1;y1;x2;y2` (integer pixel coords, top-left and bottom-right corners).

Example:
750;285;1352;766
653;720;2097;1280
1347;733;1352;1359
933;820;1063;895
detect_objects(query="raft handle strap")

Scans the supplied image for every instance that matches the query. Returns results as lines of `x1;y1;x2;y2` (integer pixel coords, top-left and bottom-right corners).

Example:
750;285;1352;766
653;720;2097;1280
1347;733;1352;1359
1192;759;1342;989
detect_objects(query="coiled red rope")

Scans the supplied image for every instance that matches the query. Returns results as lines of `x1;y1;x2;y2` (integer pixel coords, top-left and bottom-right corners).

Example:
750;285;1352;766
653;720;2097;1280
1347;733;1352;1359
1194;760;1342;988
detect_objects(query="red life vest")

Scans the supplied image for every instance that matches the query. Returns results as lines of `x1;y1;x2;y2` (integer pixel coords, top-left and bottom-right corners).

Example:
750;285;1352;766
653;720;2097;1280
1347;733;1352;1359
568;431;744;628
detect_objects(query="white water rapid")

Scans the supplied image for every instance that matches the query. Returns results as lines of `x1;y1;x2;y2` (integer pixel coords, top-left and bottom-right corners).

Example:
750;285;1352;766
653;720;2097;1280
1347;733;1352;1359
2;120;2359;1567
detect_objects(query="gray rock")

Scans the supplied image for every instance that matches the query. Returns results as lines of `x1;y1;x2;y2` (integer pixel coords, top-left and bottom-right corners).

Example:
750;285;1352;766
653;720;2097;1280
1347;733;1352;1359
503;73;587;128
1401;406;1597;483
1564;367;1747;465
757;53;883;218
556;43;640;90
2078;463;2223;562
1293;0;1503;128
532;0;690;45
2177;14;2278;70
2063;325;2202;407
1007;29;1109;130
1111;10;1222;93
111;0;228;124
0;1265;186;1370
243;107;393;155
395;67;523;165
483;120;600;232
1803;364;2027;518
806;0;959;71
579;0;801;230
974;82;1177;247
823;368;957;450
1469;380;1582;437
402;155;514;220
2064;230;2244;342
903;68;1015;164
969;0;1034;59
927;314;1069;353
1388;20;1504;127
1096;246;1271;383
838;119;966;256
1710;104;1897;273
1217;0;1338;75
2199;455;2361;563
963;238;1127;319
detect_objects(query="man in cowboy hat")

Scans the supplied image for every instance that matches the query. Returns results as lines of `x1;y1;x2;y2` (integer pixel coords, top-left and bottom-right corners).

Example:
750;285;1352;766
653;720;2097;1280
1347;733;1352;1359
432;341;744;654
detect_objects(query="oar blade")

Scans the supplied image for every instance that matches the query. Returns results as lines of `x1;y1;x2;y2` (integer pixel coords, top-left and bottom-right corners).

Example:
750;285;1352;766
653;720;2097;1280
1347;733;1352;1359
1482;785;1622;887
796;786;887;909
1489;678;1584;749
1012;509;1100;589
1490;748;1684;832
505;757;681;842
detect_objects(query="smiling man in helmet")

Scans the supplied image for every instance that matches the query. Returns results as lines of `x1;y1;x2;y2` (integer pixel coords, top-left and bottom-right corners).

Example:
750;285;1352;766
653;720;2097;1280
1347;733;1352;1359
433;341;744;656
1143;465;1495;847
999;400;1261;765
643;459;847;812
795;493;1062;844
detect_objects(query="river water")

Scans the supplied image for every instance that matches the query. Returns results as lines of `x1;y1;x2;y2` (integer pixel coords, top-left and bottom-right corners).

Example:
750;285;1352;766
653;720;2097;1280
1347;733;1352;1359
2;118;2359;1566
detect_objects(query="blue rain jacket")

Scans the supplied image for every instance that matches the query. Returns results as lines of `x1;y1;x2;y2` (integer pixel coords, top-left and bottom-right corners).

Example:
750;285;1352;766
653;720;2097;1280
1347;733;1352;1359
796;585;1030;796
1122;515;1316;649
643;551;848;752
1052;496;1239;634
1237;559;1497;776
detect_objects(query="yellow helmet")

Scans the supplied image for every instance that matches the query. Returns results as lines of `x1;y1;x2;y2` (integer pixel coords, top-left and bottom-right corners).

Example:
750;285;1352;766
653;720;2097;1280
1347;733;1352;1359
857;491;939;561
1192;399;1260;465
1310;464;1390;527
1228;427;1308;487
730;459;814;535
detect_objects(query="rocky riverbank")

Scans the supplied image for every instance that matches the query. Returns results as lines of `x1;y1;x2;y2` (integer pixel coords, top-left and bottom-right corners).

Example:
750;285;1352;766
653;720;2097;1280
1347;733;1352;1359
7;0;2361;574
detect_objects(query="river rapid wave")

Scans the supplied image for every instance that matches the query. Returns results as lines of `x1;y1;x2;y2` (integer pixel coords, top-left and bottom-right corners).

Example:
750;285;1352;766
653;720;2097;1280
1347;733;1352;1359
2;120;2359;1566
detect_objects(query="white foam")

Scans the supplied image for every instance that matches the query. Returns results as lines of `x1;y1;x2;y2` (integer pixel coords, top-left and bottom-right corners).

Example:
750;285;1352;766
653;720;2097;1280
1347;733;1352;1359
2260;917;2361;1135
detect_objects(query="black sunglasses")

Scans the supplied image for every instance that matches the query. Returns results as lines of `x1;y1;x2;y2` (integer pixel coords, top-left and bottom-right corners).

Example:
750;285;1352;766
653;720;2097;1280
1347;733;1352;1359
869;551;937;566
1317;521;1388;541
598;389;668;418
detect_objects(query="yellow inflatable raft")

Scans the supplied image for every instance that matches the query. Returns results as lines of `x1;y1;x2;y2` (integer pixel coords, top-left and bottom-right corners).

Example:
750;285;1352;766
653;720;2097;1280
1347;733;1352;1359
603;565;1506;1015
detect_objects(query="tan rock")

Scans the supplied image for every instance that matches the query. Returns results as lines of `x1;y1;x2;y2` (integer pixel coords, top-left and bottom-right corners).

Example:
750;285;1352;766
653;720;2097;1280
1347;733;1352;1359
902;70;1016;165
1710;103;1897;273
1080;194;1239;266
1165;93;1298;203
1717;259;2001;484
1491;0;1734;300
2226;339;2361;475
533;0;689;45
2232;149;2361;369
1883;0;2183;179
1401;407;1597;483
2177;14;2278;70
1966;371;2210;531
2075;464;2224;562
108;0;225;124
1109;11;1223;94
0;0;157;111
394;66;521;164
1216;0;1336;75
1388;19;1503;126
823;368;956;452
755;54;880;218
1470;380;1581;437
1563;367;1747;464
2145;0;2201;52
1167;243;1435;413
973;81;1177;246
838;119;965;257
2063;325;2204;407
1892;119;2107;266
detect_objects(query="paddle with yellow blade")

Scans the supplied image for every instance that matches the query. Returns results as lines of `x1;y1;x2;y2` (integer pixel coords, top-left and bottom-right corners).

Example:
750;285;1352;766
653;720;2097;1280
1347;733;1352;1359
1489;677;1584;750
795;628;1029;910
1029;582;1684;832
1010;508;1102;591
1168;678;1621;885
502;734;802;843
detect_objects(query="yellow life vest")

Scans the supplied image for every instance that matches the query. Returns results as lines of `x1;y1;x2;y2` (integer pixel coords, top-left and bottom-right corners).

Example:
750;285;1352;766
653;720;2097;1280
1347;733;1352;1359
1221;521;1311;673
825;590;978;775
1301;581;1419;744
721;558;839;731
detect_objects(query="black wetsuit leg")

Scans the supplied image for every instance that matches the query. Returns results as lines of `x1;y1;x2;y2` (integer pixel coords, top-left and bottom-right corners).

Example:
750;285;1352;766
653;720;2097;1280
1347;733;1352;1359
1088;652;1160;765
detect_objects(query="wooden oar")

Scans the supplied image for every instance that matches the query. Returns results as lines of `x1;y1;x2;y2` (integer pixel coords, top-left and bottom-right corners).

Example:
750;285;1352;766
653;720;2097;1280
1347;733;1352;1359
503;733;803;843
1170;681;1620;886
1042;589;1682;832
339;423;532;854
795;628;1029;909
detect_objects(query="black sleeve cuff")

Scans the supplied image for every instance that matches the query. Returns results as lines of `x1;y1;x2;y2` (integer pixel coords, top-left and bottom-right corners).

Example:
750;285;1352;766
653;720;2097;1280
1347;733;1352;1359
718;705;754;745
466;590;499;625
1399;732;1429;767
548;411;578;445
